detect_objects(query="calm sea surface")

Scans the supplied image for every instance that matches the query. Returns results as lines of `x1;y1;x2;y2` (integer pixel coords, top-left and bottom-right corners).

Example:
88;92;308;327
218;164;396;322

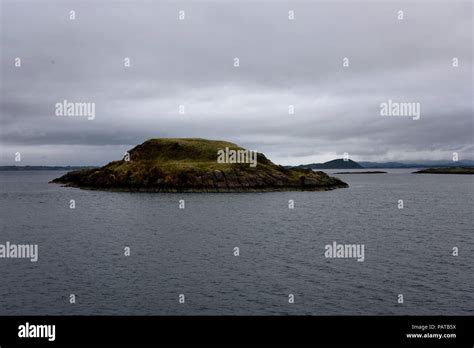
0;170;472;315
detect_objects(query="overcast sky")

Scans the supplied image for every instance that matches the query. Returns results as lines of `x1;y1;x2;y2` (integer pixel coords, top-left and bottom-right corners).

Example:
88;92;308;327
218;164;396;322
1;0;472;166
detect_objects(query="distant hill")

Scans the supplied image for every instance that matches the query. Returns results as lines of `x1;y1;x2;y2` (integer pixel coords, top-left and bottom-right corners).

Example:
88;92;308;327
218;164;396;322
290;159;474;170
293;159;363;170
359;160;474;168
0;166;96;171
334;171;387;174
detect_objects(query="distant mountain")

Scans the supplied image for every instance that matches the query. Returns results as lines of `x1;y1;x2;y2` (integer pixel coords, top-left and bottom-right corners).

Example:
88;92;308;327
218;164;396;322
293;159;363;170
359;160;474;168
358;161;408;168
0;166;96;171
290;159;474;170
413;167;474;174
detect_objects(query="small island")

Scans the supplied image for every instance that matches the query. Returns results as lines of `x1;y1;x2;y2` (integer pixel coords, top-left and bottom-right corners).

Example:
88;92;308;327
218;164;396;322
413;167;474;174
333;171;387;174
51;138;348;192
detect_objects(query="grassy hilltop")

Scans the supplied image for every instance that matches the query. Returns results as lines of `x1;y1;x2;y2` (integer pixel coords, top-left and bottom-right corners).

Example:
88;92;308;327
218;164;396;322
51;138;348;192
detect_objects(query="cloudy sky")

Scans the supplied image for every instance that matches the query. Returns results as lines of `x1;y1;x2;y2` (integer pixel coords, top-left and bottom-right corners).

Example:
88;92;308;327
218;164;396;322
1;0;472;166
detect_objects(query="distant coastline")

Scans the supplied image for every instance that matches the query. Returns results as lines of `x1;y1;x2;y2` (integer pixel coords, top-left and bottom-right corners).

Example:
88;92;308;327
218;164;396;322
334;171;387;174
413;167;474;175
289;159;474;170
0;166;96;171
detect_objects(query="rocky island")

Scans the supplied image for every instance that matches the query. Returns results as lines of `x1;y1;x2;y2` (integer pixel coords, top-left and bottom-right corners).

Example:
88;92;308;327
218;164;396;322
51;138;348;192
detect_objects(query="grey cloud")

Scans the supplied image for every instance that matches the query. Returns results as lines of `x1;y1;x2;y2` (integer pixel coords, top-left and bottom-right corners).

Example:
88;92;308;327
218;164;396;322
0;0;472;166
